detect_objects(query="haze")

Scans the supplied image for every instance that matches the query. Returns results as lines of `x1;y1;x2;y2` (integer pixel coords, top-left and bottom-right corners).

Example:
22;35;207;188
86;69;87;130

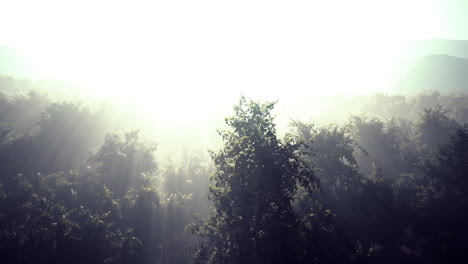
2;0;466;100
1;1;468;263
2;0;468;155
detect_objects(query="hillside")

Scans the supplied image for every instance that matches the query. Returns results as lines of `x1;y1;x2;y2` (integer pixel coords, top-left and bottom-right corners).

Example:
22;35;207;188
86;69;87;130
396;54;468;94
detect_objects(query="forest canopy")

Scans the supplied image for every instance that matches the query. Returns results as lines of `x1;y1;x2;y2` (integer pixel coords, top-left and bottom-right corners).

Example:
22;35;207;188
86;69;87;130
0;80;467;263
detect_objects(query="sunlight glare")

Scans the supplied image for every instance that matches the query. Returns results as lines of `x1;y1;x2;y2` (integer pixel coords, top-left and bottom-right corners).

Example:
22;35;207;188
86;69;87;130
0;0;449;119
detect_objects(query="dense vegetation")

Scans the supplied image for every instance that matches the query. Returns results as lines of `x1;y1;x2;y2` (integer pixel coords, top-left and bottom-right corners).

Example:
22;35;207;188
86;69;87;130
0;86;467;263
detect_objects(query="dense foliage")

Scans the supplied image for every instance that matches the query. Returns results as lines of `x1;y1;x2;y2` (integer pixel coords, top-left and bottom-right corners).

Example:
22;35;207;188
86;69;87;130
0;87;467;263
189;96;319;263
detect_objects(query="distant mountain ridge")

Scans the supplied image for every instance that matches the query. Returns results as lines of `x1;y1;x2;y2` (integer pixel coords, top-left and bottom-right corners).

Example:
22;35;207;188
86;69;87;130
2;40;468;95
394;39;468;94
405;39;468;59
396;54;468;94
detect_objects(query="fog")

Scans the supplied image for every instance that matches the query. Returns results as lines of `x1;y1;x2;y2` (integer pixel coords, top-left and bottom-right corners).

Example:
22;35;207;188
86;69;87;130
1;1;468;263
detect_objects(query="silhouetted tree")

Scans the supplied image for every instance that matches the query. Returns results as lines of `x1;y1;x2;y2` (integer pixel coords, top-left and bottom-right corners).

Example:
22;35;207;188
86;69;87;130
190;96;319;263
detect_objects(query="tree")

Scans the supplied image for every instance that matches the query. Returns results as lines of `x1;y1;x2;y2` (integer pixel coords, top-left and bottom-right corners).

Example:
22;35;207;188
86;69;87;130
290;121;363;197
349;115;416;178
190;96;318;264
413;105;460;155
34;102;98;173
402;125;468;262
90;130;158;197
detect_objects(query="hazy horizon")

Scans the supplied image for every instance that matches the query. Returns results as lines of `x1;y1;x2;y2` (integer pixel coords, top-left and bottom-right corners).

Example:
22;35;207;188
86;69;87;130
2;1;468;100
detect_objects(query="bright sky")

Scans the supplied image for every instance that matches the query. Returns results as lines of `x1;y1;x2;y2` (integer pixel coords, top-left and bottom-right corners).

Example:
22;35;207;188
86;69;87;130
0;0;466;111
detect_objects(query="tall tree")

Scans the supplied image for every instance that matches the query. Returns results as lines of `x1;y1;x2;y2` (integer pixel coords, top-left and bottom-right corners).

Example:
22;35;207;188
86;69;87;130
190;96;318;264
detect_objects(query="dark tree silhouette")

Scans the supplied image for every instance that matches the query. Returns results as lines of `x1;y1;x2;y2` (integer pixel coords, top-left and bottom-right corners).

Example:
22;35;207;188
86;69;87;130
190;96;319;263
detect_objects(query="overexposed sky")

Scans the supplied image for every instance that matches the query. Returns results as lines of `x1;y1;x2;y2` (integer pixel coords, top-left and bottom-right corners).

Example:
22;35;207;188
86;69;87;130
0;0;466;103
